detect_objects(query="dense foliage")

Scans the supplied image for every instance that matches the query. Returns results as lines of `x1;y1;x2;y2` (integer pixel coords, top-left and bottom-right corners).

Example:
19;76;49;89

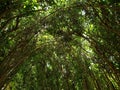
0;0;120;90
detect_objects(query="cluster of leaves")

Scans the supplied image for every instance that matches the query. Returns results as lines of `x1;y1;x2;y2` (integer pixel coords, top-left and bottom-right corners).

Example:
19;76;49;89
0;0;120;90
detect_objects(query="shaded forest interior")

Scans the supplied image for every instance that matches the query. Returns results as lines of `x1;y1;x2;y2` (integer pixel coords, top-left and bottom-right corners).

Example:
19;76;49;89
0;0;120;90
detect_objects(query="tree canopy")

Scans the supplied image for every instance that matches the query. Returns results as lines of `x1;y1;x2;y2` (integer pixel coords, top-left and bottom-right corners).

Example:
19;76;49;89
0;0;120;90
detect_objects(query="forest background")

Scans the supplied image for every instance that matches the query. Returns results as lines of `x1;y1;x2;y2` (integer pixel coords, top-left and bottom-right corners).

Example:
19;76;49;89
0;0;120;90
